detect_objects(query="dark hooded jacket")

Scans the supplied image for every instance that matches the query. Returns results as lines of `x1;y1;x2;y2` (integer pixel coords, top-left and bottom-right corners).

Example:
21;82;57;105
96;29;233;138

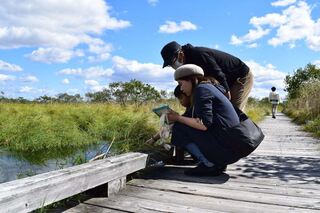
182;44;249;92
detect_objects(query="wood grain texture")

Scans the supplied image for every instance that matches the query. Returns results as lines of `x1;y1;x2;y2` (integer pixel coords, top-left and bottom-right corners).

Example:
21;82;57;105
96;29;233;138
0;152;147;213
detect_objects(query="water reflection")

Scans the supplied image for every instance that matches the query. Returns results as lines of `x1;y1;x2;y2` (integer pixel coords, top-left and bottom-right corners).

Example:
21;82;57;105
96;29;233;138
0;142;110;184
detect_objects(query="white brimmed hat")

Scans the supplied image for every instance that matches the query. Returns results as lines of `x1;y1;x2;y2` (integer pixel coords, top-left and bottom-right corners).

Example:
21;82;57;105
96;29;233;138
174;64;204;80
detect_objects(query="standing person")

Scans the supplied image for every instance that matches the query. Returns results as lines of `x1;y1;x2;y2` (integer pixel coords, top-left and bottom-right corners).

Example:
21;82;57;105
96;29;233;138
167;64;263;176
269;87;280;119
161;41;254;110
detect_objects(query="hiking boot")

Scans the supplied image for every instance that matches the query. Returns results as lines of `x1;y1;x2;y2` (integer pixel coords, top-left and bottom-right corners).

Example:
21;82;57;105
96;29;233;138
184;163;227;176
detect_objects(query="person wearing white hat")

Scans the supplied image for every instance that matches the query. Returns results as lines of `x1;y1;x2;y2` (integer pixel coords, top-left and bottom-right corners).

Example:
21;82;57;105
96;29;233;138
167;64;244;176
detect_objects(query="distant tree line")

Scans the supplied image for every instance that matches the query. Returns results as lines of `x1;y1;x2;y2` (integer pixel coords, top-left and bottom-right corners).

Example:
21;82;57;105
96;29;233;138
284;63;320;99
0;79;174;105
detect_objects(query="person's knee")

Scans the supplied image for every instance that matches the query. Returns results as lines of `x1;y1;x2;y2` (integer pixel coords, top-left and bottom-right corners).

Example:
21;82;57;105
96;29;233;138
171;122;189;143
172;122;186;133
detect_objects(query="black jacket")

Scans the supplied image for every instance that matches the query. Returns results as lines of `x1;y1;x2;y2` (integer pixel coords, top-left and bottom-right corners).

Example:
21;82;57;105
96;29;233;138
182;44;249;92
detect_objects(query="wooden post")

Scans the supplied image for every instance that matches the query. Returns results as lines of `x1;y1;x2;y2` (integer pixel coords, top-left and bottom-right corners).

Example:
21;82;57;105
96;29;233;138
107;176;126;196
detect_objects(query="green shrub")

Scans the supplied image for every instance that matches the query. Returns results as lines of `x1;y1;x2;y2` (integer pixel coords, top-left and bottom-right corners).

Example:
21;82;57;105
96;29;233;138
245;97;271;122
284;80;320;137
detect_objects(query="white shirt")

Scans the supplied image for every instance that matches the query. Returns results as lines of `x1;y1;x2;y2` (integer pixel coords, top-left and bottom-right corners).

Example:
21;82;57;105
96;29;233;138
269;92;280;104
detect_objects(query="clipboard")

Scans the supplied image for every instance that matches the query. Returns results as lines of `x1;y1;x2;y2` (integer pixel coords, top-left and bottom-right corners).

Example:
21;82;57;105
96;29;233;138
152;104;171;117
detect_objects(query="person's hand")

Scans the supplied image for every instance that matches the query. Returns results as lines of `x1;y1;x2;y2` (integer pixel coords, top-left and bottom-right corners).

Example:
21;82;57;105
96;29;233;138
225;91;231;100
166;110;180;123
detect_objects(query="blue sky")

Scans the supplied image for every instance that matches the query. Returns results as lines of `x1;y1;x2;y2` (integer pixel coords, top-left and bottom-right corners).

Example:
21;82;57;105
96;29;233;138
0;0;319;100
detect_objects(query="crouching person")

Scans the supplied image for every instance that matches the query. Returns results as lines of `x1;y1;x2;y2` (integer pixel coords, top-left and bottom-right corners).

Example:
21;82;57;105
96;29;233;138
167;64;264;176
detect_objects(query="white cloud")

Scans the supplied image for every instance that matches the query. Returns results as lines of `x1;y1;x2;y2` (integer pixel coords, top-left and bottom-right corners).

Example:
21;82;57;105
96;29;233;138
58;68;82;75
148;0;159;6
159;21;197;34
230;27;270;45
26;47;84;63
87;42;112;62
230;1;320;51
0;60;22;72
268;1;314;47
84;79;106;92
85;80;100;86
112;56;174;79
314;60;320;68
57;66;114;79
250;13;286;28
247;43;258;48
21;75;39;83
110;56;176;92
62;78;70;84
19;86;33;93
230;35;243;45
0;74;16;82
89;85;108;92
66;89;79;95
246;60;287;81
245;60;287;98
271;0;296;7
0;0;130;62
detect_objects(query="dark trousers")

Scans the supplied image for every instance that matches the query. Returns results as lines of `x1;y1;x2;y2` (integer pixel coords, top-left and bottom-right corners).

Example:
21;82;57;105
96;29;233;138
171;122;240;167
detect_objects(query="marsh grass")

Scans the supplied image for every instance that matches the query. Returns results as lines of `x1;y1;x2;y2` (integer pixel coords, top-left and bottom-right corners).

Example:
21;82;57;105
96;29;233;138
0;103;162;163
284;80;320;137
0;99;267;163
244;98;272;122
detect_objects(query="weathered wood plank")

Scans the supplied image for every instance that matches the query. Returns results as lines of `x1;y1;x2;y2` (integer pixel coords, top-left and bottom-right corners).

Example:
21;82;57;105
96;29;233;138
253;150;320;157
66;195;221;213
129;178;320;198
142;165;320;190
0;152;148;213
118;185;319;213
64;203;126;213
128;179;320;209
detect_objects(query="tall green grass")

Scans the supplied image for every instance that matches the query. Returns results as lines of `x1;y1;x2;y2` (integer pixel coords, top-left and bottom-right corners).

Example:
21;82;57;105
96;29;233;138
0;99;269;162
284;80;320;137
244;98;272;122
0;103;160;161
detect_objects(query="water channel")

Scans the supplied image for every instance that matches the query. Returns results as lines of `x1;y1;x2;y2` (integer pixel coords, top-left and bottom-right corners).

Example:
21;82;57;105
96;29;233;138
0;142;110;184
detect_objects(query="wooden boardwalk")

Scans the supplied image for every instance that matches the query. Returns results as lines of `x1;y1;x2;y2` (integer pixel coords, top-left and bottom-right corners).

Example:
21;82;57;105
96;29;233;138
66;113;320;212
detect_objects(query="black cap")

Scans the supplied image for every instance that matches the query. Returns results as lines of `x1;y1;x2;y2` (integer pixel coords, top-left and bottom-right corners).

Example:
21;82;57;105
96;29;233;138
161;41;181;68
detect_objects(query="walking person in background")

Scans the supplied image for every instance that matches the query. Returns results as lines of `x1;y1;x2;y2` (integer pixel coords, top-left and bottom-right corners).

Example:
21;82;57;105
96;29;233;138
269;87;280;119
161;41;254;110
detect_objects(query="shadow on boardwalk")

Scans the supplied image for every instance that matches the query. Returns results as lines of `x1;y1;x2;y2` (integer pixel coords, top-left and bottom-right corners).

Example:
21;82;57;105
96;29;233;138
140;113;320;185
231;155;320;184
140;153;320;186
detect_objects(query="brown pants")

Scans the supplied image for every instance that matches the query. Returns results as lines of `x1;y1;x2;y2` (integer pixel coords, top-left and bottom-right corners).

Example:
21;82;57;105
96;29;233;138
230;70;254;111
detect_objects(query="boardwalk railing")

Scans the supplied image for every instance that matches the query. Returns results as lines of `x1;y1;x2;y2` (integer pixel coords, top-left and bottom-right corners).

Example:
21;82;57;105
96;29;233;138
0;152;148;213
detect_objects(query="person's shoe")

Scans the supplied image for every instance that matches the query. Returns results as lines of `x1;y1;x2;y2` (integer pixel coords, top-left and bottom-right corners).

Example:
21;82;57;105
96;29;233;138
272;115;276;119
184;163;227;176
